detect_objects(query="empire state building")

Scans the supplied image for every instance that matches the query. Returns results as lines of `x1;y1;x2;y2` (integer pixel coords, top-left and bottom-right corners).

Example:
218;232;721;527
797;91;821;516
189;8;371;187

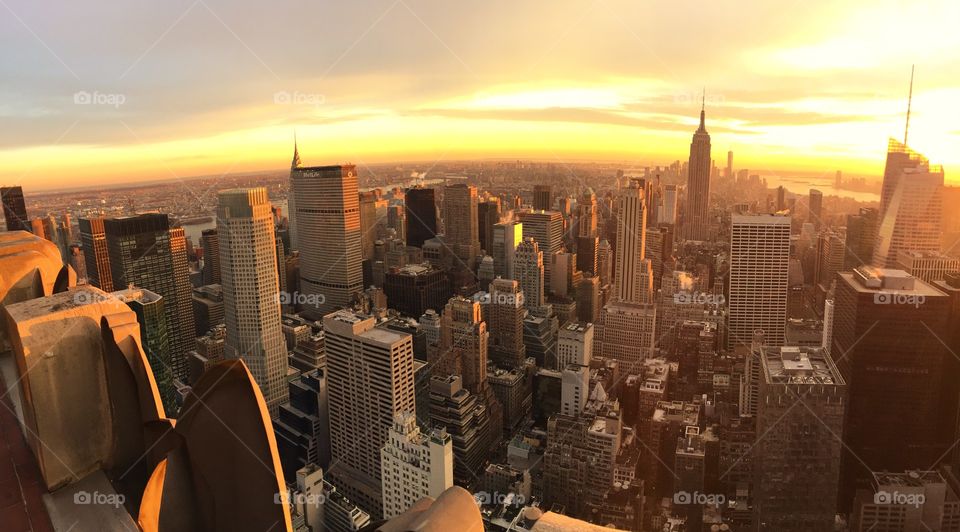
684;98;712;240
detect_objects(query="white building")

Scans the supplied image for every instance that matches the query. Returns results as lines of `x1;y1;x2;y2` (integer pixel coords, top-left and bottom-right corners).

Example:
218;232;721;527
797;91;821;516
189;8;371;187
380;412;453;519
728;214;791;350
217;188;289;416
560;364;590;417
557;322;593;368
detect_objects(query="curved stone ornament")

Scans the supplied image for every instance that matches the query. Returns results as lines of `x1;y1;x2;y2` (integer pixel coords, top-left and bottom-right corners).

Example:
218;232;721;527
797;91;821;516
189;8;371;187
139;359;291;532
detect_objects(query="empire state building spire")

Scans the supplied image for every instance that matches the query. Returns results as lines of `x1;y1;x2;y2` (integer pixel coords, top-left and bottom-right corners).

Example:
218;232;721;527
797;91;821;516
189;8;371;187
697;88;707;133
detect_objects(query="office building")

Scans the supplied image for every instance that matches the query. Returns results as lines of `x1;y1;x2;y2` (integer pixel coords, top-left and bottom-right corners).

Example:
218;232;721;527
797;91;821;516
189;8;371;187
514;238;544;310
896;250;960;283
478;199;500;254
104;213;196;383
518;210;563;289
808;189;823;229
1;186;28;232
200;228;220;285
487;278;527;369
217;188;289;417
753;346;846;531
405;186;438;248
79;217;113;292
289;162;364;316
533;184;553;211
557;322;593;369
443;184;481;266
492;220;522;278
382;263;451;318
324;310;416;518
727;214;790;349
615;179;648;304
834;267;954;505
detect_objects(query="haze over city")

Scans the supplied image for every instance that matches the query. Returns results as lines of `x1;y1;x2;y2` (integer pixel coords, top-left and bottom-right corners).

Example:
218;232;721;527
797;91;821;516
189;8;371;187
2;0;959;190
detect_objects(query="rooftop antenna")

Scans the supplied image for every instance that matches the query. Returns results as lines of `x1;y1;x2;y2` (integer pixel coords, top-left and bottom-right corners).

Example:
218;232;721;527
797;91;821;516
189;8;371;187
904;65;914;146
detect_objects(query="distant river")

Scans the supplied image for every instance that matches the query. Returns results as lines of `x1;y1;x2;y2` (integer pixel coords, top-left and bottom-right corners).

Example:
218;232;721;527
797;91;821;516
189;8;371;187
765;175;880;203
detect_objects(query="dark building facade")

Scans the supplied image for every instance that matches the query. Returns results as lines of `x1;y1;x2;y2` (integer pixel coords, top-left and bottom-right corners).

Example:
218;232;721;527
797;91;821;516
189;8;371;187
383;263;451;318
404;187;437;248
1;186;28;232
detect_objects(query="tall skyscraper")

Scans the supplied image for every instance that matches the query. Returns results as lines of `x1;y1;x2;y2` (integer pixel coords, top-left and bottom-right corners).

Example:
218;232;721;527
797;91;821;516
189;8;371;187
615;179;649;304
324;309;416;518
533;184;553;211
404;187;438;248
727;214;790;349
487;278;526;369
111;286;177;414
660;184;678;226
808;189;823;229
437;296;489;396
492;220;522;278
104;213;196;383
833;267;954;505
79;217;113;292
577;188;598;238
380;412;453;519
200;228;221;285
845;207;878;269
477;199;500;254
442;184;481;266
1;186;28;232
684;97;711;240
358;190;379;261
726;150;733;179
514;238;544;310
289;160;363;316
217;188;290;417
872;145;943;267
518;210;563;290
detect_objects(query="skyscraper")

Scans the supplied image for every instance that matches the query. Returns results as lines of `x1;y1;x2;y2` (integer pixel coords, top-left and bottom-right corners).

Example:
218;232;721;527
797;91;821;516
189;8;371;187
1;186;28;232
477;199;500;254
833;267;954;505
492;220;522;278
615;179;649;304
200;228;221;285
872;145;943;267
405;187;438;248
104;213;196;383
808;189;823;229
487;278;526;369
684;97;711;240
518;210;563;290
442;184;481;267
79;217;113;292
727;214;790;349
289;160;363;316
577;188;598;238
217;188;290;417
514;238;544;310
359;190;379;261
324;309;416;518
533;184;553;211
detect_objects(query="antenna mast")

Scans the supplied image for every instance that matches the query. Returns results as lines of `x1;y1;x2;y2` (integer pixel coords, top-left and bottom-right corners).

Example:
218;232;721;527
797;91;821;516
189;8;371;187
904;65;914;145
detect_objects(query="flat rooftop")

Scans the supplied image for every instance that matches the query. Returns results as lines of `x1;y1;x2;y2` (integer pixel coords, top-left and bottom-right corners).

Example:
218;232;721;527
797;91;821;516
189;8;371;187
761;346;844;386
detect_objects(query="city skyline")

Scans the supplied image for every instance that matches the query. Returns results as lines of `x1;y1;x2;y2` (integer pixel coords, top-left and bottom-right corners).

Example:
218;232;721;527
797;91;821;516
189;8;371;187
2;0;959;190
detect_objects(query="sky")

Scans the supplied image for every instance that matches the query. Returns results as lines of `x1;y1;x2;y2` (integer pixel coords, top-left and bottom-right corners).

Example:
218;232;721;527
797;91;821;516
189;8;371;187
1;0;959;191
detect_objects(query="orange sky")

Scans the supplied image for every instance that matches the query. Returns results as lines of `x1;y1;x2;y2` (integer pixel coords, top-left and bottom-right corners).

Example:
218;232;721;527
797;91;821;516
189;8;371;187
1;0;958;191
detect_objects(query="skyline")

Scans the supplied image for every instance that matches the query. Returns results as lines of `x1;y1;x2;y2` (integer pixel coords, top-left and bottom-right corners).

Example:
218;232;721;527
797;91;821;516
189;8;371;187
2;0;960;190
